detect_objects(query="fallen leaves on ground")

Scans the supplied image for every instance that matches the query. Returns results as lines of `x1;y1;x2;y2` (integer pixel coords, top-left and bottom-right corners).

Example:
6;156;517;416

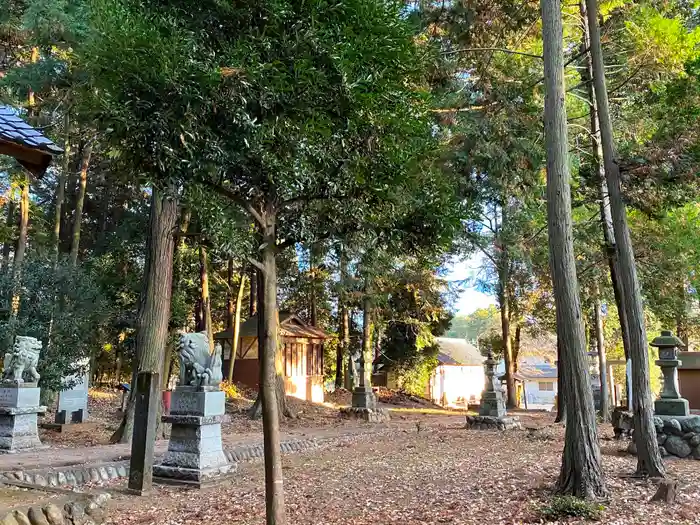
103;414;700;525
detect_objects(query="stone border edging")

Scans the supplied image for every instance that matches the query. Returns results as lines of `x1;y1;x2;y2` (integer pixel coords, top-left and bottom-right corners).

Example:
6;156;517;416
0;492;111;525
0;434;361;489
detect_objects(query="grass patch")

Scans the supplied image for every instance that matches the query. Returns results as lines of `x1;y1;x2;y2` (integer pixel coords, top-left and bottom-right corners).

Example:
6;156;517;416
538;496;604;522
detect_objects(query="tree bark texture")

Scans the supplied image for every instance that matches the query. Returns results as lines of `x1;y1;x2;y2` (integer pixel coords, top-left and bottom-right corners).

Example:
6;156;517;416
69;142;93;266
54;112;70;258
585;0;664;478
249;267;258;317
335;248;348;389
227;269;247;382
542;0;607;498
579;0;630;364
199;245;213;350
497;269;517;408
10;181;30;322
111;186;177;444
361;293;373;388
2;198;14;275
259;215;286;525
593;289;610;421
554;337;567;424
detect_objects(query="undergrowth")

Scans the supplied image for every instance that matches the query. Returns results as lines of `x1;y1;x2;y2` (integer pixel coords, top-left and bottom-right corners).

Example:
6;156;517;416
538;496;604;522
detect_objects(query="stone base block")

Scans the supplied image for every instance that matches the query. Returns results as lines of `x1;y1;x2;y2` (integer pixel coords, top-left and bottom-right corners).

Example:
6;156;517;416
0;405;46;453
154;388;231;487
339;407;390;423
478;391;506;418
655;398;690;417
0;386;40;408
466;415;521;431
54;407;87;425
153;463;236;488
351;387;377;410
171;388;225;417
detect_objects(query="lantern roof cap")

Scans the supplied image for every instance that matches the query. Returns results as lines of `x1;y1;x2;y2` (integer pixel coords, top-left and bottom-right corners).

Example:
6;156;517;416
650;330;685;348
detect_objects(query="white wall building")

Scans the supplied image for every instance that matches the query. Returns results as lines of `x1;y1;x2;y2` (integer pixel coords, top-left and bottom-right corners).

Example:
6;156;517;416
428;338;485;408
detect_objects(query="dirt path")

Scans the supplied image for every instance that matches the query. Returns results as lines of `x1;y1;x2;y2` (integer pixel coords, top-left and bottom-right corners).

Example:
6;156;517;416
0;412;468;472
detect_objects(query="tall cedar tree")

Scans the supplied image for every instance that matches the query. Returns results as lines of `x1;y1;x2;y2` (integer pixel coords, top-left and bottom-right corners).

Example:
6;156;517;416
541;0;607;498
584;0;664;477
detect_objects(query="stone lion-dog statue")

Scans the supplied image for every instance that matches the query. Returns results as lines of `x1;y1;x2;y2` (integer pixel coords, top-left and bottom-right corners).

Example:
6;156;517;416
2;336;42;384
178;331;223;388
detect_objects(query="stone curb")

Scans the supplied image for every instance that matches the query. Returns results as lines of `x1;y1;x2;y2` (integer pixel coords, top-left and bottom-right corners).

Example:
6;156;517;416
0;492;111;525
0;436;332;489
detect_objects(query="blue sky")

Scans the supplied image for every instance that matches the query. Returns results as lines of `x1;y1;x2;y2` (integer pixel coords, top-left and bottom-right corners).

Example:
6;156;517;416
445;253;497;315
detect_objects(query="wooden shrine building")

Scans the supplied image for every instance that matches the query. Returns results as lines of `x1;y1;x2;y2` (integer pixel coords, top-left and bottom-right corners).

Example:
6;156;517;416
0;105;63;176
214;312;329;403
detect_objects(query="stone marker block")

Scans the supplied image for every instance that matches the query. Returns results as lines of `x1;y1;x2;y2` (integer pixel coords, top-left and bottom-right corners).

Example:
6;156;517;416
655;398;690;417
127;371;160;495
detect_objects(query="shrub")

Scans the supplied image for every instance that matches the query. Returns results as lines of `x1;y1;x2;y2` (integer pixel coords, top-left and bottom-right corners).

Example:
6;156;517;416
538;496;604;522
220;380;239;400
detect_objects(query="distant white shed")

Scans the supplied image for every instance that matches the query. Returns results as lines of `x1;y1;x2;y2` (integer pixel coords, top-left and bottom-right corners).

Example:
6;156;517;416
428;338;485;408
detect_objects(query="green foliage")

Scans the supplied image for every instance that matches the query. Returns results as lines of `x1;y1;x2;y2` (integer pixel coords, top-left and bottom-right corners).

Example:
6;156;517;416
0;256;106;392
445;306;499;342
538;496;604;522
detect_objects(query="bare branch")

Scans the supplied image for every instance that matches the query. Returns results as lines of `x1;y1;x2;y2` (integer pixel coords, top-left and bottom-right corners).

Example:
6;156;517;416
444;47;543;60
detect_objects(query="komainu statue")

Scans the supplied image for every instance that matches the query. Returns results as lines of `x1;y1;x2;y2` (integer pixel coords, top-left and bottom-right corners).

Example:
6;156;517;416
2;336;42;384
178;331;223;388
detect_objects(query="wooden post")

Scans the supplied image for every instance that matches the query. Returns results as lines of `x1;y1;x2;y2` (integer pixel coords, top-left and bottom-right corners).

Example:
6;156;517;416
128;371;160;495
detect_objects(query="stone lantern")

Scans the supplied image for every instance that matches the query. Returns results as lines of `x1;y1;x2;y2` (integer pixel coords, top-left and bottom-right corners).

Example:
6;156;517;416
651;330;689;416
479;351;506;418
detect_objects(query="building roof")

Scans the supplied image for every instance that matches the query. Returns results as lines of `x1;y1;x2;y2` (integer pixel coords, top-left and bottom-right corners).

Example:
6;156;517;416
513;362;558;381
214;311;330;341
0;105;63;176
435;338;484;366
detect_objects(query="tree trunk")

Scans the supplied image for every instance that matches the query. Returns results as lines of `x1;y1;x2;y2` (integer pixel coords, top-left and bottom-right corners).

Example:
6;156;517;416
513;324;522;373
53;111;70;257
579;0;630;364
541;0;607;498
2;198;14;274
227;268;247;382
227;259;235;330
10;181;30;322
497;270;517;408
361;292;373;389
335;248;348;389
114;348;122;383
249;267;258;316
69;142;93;266
585;0;664;478
593;288;610;421
344;307;354;391
554;337;567;424
199;245;213;350
110;186;177;444
259;215;286;525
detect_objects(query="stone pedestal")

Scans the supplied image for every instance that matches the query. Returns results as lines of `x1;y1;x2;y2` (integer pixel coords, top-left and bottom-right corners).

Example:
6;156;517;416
153;387;232;487
0;385;46;453
352;386;377;410
479;389;507;418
